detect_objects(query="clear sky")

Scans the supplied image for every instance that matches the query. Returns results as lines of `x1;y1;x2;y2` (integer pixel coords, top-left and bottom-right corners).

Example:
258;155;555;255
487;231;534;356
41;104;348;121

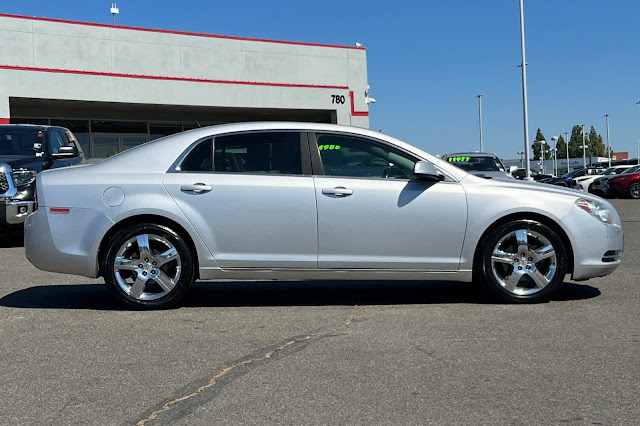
3;0;639;159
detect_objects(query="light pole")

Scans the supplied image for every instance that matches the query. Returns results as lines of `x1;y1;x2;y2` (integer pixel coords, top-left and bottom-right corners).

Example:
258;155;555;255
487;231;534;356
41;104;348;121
517;151;525;167
605;114;611;167
110;3;119;25
581;124;587;168
517;0;531;180
551;136;559;176
477;93;484;152
534;140;546;174
564;131;569;174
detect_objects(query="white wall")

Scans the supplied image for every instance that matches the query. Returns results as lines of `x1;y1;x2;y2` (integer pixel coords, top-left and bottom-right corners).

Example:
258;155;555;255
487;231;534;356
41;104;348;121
0;15;369;127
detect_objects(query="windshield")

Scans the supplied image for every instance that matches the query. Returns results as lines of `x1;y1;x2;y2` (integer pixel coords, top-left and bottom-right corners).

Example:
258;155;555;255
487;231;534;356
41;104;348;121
446;155;503;172
621;165;640;174
561;169;583;178
0;128;44;156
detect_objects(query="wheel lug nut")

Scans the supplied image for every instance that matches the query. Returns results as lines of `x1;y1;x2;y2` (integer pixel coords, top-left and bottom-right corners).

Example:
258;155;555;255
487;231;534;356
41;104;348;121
518;266;523;270
526;265;531;269
528;257;533;261
138;264;143;268
144;258;149;262
151;270;156;275
152;261;157;266
142;271;148;276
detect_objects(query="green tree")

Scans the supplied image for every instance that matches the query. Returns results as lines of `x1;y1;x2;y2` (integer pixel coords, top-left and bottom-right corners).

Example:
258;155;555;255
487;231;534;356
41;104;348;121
555;135;567;160
532;128;551;160
587;126;606;157
568;125;585;158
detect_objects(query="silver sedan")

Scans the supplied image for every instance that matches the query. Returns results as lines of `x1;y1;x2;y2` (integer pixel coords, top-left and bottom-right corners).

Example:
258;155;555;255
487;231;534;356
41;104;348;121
24;122;623;308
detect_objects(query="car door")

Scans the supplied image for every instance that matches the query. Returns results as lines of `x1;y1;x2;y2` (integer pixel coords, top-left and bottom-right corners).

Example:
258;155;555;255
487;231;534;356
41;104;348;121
163;131;318;268
311;132;467;270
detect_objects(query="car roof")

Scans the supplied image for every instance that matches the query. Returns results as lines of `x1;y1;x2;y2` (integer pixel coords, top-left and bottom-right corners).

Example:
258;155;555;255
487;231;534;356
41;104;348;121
88;121;470;180
442;152;500;157
0;124;62;131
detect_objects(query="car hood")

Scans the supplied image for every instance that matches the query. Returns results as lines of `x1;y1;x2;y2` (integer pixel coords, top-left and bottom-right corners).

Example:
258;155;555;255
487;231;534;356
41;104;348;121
462;173;591;198
0;156;42;171
608;173;638;181
466;170;515;181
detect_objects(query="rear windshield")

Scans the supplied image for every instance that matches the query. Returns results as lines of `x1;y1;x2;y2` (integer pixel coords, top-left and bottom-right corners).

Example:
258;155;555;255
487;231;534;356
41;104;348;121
0;128;44;156
446;155;504;172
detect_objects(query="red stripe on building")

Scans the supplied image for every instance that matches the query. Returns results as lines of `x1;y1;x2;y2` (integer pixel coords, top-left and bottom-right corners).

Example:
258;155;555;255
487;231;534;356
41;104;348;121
0;65;349;90
349;91;369;117
0;13;366;51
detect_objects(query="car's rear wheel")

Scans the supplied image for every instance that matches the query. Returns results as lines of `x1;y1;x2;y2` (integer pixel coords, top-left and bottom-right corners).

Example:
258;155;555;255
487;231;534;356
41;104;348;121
103;223;194;309
628;182;640;199
479;220;567;303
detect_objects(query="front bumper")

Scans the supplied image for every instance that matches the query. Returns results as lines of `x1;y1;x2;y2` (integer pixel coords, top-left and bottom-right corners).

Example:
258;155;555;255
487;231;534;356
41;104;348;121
568;204;624;280
0;199;35;226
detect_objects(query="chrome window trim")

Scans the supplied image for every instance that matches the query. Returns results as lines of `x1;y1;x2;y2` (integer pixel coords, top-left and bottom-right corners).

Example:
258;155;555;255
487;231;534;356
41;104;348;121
168;129;311;176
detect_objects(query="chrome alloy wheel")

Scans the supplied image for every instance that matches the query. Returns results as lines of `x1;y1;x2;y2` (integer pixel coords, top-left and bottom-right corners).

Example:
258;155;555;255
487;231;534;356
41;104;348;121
490;229;557;296
113;233;182;301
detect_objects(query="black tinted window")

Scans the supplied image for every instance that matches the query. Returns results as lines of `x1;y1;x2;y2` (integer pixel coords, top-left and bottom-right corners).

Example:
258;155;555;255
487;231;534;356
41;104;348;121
180;139;213;172
214;132;301;175
49;131;66;154
446;155;501;172
315;134;416;179
0;128;45;156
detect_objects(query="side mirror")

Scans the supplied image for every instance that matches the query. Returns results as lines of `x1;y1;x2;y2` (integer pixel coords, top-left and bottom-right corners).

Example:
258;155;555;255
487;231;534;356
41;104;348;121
509;165;519;175
51;145;78;159
413;161;444;182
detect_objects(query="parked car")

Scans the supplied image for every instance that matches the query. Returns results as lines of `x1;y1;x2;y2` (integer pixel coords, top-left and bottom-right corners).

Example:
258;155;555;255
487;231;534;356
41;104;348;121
591;165;640;196
441;152;515;180
0;124;84;232
25;123;623;308
544;168;599;188
601;165;640;199
511;168;553;181
575;165;632;193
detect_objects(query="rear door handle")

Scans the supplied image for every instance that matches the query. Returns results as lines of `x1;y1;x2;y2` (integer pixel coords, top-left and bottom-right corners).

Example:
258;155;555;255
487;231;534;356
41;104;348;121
322;187;353;197
180;183;212;194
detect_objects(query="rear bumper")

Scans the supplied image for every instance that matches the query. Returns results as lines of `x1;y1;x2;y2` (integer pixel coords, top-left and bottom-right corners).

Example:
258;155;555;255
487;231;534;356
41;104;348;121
25;207;112;278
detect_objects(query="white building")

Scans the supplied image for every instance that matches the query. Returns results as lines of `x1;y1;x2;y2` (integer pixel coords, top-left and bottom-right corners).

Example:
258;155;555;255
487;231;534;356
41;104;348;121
0;13;370;158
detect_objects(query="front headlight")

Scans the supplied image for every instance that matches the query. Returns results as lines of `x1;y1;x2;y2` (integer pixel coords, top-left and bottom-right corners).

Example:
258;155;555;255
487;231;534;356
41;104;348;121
575;198;612;223
10;169;37;188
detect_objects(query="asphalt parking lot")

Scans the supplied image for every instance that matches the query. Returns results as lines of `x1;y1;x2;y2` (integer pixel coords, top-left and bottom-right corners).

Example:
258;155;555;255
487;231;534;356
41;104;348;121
0;199;638;425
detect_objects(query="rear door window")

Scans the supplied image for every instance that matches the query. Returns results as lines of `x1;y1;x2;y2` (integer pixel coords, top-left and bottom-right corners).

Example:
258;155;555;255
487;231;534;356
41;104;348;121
213;132;302;175
180;139;213;172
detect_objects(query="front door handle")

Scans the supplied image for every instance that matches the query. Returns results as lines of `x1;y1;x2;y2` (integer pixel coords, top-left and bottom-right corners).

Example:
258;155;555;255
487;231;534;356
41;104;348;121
180;183;212;194
322;187;353;197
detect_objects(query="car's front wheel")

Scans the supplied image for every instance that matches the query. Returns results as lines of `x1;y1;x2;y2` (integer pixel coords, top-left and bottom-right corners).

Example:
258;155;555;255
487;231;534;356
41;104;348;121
479;220;567;303
103;223;194;309
628;182;640;199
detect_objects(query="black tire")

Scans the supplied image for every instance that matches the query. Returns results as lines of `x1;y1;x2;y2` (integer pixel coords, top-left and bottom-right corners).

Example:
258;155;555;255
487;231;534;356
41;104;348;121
628;182;640;199
103;223;194;309
478;220;567;303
